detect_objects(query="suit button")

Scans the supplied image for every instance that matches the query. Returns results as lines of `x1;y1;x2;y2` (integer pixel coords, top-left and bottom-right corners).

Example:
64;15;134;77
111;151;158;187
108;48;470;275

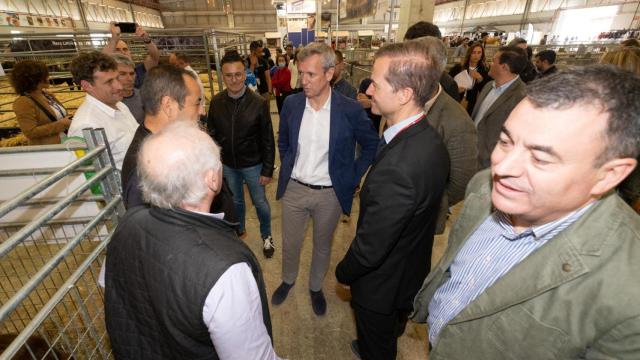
562;263;572;272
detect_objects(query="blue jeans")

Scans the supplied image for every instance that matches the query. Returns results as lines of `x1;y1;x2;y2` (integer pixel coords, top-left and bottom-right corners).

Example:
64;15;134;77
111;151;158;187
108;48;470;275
223;164;271;238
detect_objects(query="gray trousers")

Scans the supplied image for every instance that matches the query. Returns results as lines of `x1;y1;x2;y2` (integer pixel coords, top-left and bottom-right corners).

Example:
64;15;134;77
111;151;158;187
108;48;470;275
281;180;342;291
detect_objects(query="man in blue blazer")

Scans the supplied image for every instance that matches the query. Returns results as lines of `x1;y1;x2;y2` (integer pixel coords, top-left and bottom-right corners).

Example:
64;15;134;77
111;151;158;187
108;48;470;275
272;42;378;316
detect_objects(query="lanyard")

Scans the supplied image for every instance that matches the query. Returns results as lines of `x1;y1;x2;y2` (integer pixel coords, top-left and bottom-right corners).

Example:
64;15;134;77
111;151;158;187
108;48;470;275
393;114;426;140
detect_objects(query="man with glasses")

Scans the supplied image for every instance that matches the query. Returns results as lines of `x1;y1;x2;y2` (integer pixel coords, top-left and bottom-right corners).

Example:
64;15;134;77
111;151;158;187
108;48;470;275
207;51;276;258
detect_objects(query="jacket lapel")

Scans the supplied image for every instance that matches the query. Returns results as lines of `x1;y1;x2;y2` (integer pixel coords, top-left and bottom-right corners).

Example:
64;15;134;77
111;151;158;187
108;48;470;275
479;79;523;122
471;82;492;119
371;117;428;169
328;91;341;164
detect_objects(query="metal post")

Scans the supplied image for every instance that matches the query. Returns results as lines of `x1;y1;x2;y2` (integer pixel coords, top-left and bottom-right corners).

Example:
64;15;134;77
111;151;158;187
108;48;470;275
459;0;471;34
75;0;89;29
519;0;534;35
387;0;395;42
207;30;224;95
336;0;340;47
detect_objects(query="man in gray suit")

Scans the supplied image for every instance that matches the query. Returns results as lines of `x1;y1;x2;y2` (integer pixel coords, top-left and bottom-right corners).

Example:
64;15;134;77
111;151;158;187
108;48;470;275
420;37;478;234
472;46;527;169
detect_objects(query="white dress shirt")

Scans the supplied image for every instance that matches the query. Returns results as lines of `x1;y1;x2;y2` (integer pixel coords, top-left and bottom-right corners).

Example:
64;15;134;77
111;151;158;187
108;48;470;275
203;263;280;360
473;75;520;127
291;92;332;186
68;94;138;170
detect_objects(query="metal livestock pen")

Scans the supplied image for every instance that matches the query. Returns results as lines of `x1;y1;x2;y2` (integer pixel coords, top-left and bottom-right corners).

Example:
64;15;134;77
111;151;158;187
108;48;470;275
0;129;123;359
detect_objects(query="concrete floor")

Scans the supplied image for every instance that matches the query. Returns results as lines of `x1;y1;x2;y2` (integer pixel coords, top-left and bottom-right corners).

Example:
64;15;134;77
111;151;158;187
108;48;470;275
236;108;457;360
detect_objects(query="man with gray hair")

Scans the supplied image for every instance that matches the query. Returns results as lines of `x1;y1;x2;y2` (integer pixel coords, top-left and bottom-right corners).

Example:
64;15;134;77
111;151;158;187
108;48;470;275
105;121;280;359
413;65;640;358
112;54;144;124
416;36;478;235
273;42;378;315
335;40;449;359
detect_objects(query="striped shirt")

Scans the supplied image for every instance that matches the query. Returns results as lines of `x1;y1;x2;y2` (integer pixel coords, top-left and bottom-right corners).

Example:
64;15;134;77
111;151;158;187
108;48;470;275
427;203;594;344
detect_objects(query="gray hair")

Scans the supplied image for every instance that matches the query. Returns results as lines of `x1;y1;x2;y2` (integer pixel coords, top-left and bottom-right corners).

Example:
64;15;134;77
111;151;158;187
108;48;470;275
297;42;336;72
138;121;222;209
527;65;640;166
374;40;440;107
112;54;135;68
415;36;447;73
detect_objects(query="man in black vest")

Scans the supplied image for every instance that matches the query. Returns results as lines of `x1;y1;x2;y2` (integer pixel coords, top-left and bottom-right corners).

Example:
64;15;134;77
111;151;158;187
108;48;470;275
105;121;280;359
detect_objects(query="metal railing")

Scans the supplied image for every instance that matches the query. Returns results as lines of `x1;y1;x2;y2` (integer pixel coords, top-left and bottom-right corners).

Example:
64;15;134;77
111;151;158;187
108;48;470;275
0;128;124;359
0;28;253;130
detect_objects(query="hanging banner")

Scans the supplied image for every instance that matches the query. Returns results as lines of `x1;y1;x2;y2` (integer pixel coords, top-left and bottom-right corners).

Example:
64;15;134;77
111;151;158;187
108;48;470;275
2;12;74;29
340;0;377;20
286;0;316;14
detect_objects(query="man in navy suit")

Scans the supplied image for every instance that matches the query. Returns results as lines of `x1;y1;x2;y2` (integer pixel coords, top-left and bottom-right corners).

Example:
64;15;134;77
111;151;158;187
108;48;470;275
272;42;378;316
336;40;449;359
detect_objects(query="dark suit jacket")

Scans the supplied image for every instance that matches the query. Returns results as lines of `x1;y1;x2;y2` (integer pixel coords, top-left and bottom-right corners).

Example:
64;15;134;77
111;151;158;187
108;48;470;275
276;91;378;214
472;78;527;169
426;92;478;234
336;117;449;314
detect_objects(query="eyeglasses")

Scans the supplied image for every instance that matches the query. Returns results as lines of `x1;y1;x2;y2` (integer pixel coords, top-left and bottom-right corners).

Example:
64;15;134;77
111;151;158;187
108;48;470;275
223;72;244;80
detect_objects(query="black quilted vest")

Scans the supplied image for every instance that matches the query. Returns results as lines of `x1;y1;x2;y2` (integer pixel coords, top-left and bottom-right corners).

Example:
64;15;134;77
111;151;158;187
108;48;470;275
105;207;272;359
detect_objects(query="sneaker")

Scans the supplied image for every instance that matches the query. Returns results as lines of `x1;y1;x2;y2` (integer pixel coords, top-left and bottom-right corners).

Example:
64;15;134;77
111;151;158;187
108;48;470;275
310;289;327;316
262;235;275;258
350;340;361;359
271;282;294;305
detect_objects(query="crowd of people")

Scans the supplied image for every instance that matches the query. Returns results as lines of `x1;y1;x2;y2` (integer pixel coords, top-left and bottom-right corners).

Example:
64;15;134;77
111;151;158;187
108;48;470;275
6;19;640;360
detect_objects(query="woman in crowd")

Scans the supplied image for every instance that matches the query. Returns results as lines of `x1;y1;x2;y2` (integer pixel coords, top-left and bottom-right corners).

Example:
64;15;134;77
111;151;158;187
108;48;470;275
10;60;72;145
600;46;640;212
288;48;301;93
271;54;292;114
448;43;491;115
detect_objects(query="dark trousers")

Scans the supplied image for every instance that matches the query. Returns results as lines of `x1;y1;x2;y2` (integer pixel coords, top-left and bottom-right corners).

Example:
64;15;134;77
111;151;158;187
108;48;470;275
353;304;410;360
276;92;290;114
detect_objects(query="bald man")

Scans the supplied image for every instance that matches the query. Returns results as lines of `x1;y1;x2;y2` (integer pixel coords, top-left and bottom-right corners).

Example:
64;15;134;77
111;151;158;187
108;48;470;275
106;121;280;359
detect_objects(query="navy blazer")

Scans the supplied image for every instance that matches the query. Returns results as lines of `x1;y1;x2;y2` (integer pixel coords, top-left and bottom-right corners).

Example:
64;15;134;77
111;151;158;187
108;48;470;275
276;91;378;214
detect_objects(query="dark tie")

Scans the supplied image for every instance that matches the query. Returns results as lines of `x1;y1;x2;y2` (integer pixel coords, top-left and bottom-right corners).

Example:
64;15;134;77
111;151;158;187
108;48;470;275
376;137;387;156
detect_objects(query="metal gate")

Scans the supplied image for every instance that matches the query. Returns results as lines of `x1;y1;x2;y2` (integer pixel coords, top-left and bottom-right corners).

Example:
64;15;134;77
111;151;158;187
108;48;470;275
0;129;124;359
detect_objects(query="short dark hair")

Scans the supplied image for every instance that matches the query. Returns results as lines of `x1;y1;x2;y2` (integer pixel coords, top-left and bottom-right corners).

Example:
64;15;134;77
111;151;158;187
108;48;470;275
508;37;528;47
374;40;440;107
334;50;344;63
496;46;528;75
172;52;190;64
404;21;441;40
527;65;640;165
535;50;556;65
9;60;48;94
220;51;245;68
70;51;117;85
140;64;194;116
250;41;261;51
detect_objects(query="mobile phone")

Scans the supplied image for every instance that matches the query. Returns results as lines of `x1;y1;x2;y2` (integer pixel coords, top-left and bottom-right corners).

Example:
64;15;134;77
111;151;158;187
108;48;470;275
115;22;137;33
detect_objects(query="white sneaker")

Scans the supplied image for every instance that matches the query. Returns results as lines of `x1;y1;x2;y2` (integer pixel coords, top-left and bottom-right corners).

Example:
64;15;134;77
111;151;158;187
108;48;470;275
262;236;275;258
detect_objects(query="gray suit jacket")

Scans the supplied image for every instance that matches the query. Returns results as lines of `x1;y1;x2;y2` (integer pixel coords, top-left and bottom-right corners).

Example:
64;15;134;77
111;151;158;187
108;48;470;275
412;170;640;359
426;92;478;234
472;78;526;169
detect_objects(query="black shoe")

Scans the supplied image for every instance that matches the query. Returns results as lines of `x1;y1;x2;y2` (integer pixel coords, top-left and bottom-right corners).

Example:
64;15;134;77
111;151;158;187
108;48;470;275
310;289;327;316
271;282;294;305
350;340;361;359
